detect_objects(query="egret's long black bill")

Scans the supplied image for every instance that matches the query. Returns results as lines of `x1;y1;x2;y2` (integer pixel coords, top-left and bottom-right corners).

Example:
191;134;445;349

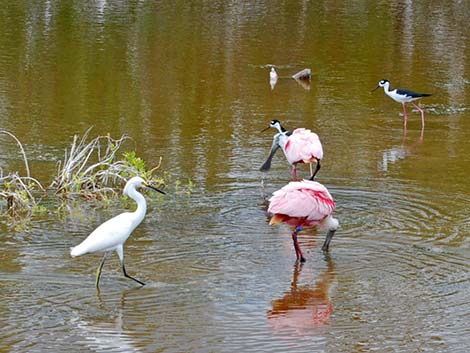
146;185;166;194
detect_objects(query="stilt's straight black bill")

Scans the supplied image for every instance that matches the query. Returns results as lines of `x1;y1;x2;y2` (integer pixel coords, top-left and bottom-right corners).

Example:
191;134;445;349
261;126;271;133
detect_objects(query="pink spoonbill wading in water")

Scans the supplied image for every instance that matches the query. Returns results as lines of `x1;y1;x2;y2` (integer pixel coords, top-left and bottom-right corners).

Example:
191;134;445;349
372;79;431;129
268;180;339;262
260;120;323;181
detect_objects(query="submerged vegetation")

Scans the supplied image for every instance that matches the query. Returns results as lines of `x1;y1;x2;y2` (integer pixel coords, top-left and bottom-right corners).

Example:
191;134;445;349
0;128;185;224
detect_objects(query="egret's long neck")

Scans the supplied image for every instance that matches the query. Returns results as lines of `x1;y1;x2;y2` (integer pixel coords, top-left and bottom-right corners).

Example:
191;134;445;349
128;188;147;226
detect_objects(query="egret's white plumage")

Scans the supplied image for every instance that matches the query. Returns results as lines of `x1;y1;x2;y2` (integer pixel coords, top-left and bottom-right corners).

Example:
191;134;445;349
270;67;278;81
70;176;165;288
70;212;137;257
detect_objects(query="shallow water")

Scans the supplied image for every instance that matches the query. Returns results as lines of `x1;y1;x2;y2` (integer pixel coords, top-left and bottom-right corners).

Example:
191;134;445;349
1;1;469;352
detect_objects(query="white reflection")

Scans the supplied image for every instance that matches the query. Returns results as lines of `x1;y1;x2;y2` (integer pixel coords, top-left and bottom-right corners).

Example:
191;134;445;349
72;290;141;352
379;129;423;172
379;146;410;172
270;77;278;90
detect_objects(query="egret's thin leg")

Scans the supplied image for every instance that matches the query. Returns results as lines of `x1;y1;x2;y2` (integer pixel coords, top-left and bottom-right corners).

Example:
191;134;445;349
116;244;145;286
122;264;145;286
96;252;108;288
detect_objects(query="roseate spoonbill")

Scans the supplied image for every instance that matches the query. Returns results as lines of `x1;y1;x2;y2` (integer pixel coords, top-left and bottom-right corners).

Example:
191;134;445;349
372;79;431;128
268;180;339;262
70;176;165;288
260;120;323;181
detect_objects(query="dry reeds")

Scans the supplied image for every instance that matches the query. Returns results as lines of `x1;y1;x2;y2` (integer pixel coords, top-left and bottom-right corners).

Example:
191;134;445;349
0;130;45;215
0;128;164;217
50;128;163;199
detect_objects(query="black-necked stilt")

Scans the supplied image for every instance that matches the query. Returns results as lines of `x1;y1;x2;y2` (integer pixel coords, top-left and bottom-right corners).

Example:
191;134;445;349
260;120;323;181
372;79;431;128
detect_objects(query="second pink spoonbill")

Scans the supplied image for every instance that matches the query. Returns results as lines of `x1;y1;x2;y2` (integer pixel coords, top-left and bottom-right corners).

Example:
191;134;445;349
260;120;323;181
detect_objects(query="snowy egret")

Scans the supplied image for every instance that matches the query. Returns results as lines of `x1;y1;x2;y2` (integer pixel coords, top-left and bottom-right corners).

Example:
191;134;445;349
270;67;278;90
70;176;165;288
372;79;431;128
270;67;278;81
268;180;339;262
260;120;323;181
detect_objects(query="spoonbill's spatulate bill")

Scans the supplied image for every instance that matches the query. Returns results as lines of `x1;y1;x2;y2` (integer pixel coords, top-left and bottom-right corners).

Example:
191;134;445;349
70;176;165;288
260;120;323;181
372;79;431;128
268;180;339;262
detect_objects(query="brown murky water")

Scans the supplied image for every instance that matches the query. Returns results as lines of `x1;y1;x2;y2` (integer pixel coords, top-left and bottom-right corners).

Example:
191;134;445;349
1;1;469;352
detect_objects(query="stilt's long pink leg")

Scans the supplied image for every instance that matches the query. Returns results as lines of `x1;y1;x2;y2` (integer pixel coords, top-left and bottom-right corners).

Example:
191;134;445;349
402;103;408;127
412;102;425;129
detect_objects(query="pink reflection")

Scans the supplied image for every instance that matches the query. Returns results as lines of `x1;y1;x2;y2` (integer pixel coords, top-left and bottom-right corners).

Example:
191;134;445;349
267;257;335;335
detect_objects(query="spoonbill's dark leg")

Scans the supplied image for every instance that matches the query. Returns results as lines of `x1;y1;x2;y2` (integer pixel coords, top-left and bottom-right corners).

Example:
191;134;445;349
292;227;306;263
292;165;298;181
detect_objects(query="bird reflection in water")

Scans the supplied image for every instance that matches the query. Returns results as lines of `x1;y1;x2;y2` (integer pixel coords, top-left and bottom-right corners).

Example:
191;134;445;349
267;255;336;334
379;128;424;172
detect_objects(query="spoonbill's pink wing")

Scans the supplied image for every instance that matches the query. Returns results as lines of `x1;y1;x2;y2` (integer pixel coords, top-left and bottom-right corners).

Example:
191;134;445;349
284;128;323;165
268;180;335;224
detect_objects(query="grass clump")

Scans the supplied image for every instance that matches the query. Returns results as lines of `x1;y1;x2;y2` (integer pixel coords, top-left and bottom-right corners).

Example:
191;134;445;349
50;128;164;200
0;128;177;226
0;130;45;216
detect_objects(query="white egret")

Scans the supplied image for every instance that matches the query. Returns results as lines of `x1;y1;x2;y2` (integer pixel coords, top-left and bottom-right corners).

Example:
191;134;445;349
70;176;165;288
